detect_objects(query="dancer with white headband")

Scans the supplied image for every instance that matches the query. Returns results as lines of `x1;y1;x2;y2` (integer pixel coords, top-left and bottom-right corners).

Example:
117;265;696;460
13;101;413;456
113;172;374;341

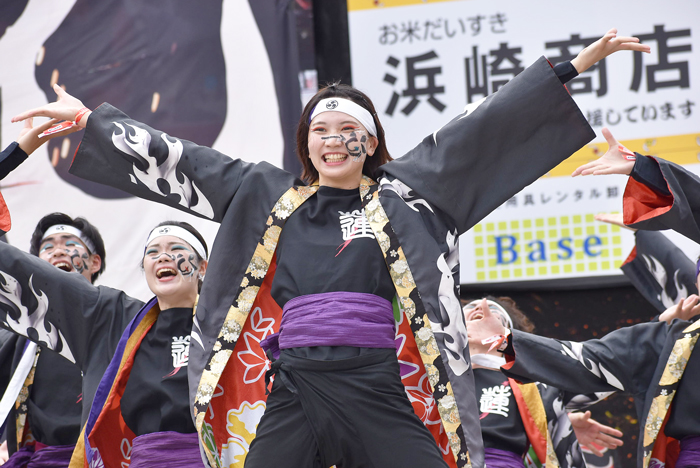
463;297;623;468
12;28;648;468
0;215;210;467
0;212;106;468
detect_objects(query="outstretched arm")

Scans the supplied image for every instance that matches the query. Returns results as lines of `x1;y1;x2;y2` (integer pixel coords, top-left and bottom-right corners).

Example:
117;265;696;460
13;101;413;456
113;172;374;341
0;241;141;369
382;28;647;234
12;85;264;223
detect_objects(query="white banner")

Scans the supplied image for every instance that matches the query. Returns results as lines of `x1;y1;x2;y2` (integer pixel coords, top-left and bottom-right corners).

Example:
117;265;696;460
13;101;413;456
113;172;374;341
348;0;700;286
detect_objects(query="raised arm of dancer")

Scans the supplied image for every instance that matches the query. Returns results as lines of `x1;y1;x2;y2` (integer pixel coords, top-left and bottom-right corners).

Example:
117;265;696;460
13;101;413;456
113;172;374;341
12;86;267;223
382;29;648;235
574;127;700;243
0;241;142;369
466;303;672;399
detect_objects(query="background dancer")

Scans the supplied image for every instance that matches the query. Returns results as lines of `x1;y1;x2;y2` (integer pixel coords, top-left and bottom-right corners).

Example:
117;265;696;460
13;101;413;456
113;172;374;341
464;297;623;468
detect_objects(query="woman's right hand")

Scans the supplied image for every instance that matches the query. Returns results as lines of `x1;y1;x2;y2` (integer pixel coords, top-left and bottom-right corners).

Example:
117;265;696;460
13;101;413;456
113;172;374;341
12;84;91;128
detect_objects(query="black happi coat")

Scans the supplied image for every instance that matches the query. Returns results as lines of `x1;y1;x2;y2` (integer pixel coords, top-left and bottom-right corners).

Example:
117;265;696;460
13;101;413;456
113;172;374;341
0;242;144;437
503;155;700;468
621;230;698;313
68;57;593;468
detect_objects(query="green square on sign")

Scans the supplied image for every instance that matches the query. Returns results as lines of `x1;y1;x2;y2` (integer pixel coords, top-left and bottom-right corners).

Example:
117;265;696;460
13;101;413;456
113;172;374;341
549;229;557;238
560;216;569;225
585;214;594;222
602;261;610;270
476;259;484;268
564;264;572;273
498;221;507;230
489;271;498;280
523;219;532;228
573;215;581;224
536;218;544;227
511;220;520;229
474;236;483;245
613;248;622;256
501;270;511;279
548;217;556;226
487;247;496;255
574;227;582;236
589;262;598;271
576;263;585;272
477;272;485;281
599;225;608;234
526;267;535;276
524;232;533;240
486;223;495;231
562;228;570;236
474;224;483;232
538;266;548;275
514;269;523;277
551;265;560;274
475;247;484;256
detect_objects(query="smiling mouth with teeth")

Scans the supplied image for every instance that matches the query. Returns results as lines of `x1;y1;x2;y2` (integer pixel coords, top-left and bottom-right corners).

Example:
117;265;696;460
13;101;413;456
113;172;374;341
156;268;178;279
54;262;72;272
323;154;348;163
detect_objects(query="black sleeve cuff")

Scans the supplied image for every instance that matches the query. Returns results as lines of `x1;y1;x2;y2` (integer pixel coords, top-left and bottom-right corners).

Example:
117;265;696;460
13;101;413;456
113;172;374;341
0;142;29;181
630;154;671;196
554;61;579;84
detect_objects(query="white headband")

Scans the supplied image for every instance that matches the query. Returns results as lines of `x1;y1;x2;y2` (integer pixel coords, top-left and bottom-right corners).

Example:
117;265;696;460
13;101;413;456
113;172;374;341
310;98;377;137
145;225;207;260
463;299;514;329
42;225;96;254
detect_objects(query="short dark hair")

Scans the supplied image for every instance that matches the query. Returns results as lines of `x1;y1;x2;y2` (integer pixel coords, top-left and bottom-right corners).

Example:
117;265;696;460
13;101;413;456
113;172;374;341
144;220;208;291
462;295;535;333
296;82;392;184
30;213;106;283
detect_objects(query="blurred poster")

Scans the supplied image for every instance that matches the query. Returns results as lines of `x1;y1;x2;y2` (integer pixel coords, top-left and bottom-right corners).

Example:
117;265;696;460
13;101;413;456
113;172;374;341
0;0;313;300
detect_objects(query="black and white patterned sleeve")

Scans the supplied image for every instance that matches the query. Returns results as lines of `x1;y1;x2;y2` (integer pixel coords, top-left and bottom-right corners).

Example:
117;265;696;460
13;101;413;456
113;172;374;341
0;241;139;369
69;104;259;223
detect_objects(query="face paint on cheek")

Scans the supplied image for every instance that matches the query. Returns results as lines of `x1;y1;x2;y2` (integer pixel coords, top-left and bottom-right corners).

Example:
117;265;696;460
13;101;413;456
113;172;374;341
175;253;199;282
68;250;89;273
341;132;367;162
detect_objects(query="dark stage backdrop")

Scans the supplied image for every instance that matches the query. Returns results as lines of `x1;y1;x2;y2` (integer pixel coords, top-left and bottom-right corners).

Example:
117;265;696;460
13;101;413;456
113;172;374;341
462;285;659;468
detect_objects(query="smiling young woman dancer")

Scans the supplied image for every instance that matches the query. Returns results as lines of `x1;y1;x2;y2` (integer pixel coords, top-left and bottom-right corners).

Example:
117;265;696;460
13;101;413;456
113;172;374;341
12;29;648;468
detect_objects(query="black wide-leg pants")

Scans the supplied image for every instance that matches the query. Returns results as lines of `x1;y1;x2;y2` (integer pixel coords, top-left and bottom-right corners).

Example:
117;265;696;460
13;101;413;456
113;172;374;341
245;347;450;468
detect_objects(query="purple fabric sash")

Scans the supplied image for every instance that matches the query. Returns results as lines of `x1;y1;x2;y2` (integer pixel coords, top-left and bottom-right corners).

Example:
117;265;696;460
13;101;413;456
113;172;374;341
276;292;395;350
129;432;203;468
483;448;523;468
676;435;700;468
3;444;74;468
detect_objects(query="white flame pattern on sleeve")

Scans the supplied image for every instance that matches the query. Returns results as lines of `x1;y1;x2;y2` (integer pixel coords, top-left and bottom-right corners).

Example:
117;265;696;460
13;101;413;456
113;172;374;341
112;122;215;219
0;271;75;363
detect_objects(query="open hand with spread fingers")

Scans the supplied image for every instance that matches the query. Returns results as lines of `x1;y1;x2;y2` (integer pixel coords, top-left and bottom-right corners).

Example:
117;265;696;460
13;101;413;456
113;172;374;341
12;84;91;129
572;127;636;177
571;27;651;74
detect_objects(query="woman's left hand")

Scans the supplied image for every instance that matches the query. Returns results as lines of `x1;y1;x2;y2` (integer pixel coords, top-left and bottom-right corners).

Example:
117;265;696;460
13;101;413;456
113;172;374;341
571;28;651;74
572;127;636;177
569;411;623;456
